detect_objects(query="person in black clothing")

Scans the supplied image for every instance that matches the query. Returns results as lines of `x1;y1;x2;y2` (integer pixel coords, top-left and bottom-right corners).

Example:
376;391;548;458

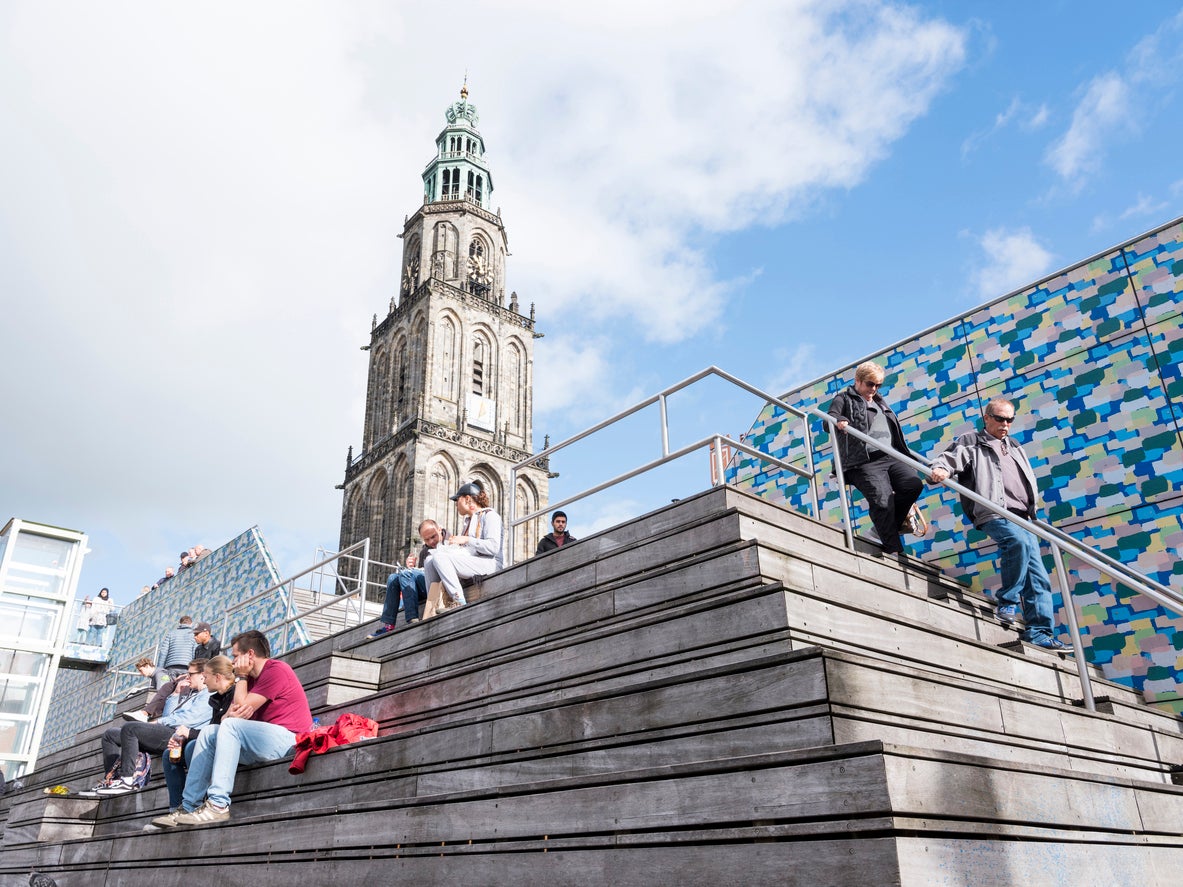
192;622;221;660
826;361;922;556
536;511;577;555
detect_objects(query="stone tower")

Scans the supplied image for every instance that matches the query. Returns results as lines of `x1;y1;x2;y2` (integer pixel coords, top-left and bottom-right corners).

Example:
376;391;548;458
339;86;548;568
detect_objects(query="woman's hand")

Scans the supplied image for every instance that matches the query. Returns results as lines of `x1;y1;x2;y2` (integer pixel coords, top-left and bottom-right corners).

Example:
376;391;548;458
836;420;848;433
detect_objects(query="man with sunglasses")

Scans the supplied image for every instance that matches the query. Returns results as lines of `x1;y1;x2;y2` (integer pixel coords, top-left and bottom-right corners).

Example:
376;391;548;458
929;397;1069;651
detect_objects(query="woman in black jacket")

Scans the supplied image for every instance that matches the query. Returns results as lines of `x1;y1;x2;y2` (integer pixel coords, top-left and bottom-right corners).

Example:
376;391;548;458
827;361;922;555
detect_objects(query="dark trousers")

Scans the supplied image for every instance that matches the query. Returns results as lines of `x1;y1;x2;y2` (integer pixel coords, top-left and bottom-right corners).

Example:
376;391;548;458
846;454;922;554
101;722;175;776
143;681;176;718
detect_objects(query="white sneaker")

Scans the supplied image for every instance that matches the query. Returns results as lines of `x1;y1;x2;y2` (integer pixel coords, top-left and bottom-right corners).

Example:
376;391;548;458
121;711;149;722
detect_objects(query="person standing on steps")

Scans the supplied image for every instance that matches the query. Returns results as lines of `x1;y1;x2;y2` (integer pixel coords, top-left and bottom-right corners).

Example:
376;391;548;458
826;361;922;556
928;396;1070;652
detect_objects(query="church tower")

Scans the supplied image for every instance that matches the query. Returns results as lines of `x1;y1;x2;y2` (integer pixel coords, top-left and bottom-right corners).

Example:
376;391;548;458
339;86;548;567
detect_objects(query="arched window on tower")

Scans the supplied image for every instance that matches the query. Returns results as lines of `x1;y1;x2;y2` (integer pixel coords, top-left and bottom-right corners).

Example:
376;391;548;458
466;170;475;201
468;238;490;298
472;341;485;397
451;167;460;198
442;168;450;198
475;175;483;204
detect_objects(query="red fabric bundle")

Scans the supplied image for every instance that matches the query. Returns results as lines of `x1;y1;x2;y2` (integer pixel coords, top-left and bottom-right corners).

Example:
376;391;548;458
289;712;379;774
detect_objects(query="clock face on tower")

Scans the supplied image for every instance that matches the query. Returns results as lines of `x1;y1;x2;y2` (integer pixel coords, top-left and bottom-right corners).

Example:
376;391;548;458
402;256;420;295
467;252;488;283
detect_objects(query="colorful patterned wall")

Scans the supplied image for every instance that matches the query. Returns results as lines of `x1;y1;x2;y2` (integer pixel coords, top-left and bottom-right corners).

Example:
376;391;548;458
732;217;1183;711
39;526;297;756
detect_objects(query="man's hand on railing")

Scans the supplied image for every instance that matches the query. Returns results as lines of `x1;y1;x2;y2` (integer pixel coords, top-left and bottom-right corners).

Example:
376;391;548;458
835;419;848;432
929;467;949;483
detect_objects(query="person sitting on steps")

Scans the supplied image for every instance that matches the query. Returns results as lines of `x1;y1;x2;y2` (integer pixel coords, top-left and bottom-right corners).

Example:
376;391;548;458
422;481;503;613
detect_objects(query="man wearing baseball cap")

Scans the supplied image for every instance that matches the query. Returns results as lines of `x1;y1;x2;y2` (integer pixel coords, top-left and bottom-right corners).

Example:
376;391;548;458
193;622;221;660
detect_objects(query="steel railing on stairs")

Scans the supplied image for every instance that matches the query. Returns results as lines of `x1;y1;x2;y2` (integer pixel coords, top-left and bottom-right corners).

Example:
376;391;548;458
506;365;1180;715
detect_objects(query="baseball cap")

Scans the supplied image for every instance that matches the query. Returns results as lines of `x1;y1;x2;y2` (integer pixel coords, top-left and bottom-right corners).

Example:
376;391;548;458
449;482;483;501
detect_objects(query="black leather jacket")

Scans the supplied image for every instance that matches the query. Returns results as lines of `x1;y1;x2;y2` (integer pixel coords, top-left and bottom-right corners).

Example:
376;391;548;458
826;386;914;472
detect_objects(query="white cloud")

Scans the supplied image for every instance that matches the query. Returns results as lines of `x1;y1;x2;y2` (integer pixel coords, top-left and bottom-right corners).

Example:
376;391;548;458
0;0;968;602
1045;10;1183;189
972;227;1056;299
765;344;821;397
1119;194;1170;221
1045;73;1129;185
1025;104;1050;129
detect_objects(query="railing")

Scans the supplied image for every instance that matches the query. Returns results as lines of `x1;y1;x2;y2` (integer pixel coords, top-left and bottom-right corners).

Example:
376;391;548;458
508;366;821;563
810;408;1183;713
217;538;392;655
95;645;160;722
507;365;1177;715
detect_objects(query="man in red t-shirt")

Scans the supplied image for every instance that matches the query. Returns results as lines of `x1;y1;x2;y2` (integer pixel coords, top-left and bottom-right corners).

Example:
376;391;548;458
153;629;313;827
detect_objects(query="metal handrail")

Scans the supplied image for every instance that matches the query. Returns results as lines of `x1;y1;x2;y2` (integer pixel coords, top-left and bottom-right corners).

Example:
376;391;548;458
507;366;820;564
498;364;1175;717
219;538;375;653
809;407;1182;712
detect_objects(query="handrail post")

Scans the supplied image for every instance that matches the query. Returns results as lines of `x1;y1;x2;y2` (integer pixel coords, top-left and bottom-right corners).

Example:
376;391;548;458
830;437;854;551
359;537;371;628
711;435;725;487
508;466;518;569
1049;542;1095;712
659;394;670;457
799;415;820;520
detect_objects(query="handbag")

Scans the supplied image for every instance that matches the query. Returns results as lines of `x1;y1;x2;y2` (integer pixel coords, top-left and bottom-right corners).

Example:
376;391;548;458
903;503;929;536
106;613;119;626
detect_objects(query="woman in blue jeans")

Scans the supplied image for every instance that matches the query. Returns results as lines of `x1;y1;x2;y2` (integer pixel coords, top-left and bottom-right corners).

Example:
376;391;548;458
162;656;236;811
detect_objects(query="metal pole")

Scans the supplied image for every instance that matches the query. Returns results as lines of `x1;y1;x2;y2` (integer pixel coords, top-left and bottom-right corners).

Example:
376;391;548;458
831;444;854;551
1049;542;1096;712
659;394;670;457
359;537;371;630
711;435;725;487
800;415;820;520
508;466;518;569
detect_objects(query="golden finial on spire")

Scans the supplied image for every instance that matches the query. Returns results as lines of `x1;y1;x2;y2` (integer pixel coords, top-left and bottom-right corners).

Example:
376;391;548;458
460;73;468;101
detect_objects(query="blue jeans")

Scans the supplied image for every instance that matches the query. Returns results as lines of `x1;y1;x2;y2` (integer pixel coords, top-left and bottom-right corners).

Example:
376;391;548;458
163;739;196;809
381;569;427;625
181;719;296;811
981;519;1055;642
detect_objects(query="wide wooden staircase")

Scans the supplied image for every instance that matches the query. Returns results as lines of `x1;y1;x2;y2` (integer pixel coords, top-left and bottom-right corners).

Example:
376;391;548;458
2;487;1181;886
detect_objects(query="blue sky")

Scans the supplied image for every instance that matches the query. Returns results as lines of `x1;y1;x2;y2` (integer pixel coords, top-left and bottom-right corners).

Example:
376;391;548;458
1;2;1181;608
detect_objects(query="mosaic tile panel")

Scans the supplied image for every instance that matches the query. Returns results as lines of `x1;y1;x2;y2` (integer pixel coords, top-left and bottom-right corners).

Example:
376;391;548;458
732;217;1183;709
39;527;291;756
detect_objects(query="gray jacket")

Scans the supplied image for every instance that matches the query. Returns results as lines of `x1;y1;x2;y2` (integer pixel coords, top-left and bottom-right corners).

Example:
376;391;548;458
158;623;197;669
929;430;1041;529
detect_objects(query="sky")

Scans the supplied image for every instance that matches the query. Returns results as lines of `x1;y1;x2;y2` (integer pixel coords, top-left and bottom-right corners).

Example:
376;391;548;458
2;1;1182;607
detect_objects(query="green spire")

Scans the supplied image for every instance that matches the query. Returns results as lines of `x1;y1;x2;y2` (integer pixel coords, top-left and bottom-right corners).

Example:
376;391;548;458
422;84;494;210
